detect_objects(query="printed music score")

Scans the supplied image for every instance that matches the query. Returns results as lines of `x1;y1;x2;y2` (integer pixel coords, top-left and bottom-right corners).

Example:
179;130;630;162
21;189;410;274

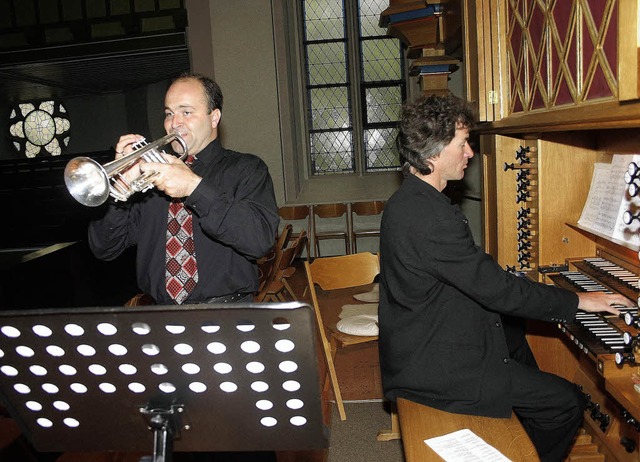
578;154;640;248
424;429;511;461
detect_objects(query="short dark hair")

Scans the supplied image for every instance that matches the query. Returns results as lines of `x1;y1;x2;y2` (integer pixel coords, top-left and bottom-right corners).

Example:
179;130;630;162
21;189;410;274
397;94;476;175
173;72;223;113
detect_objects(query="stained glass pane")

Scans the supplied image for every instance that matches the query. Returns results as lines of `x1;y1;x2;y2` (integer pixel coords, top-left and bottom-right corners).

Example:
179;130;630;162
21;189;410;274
19;103;35;117
24;110;55;146
309;87;350;130
310;130;354;174
25;141;40;158
39;100;55;113
365;86;402;124
307;42;347;85
359;0;388;37
364;127;400;171
304;0;344;40
9;122;24;137
302;0;404;175
362;38;402;82
46;138;62;156
55;117;71;133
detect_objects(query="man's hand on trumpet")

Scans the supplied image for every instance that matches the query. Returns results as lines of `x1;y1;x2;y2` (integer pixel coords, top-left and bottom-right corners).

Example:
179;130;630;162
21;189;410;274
114;134;146;184
140;155;202;199
114;134;145;159
114;133;201;199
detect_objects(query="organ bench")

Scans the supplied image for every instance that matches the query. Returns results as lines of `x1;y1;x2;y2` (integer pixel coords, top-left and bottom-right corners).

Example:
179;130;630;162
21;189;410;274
396;397;537;461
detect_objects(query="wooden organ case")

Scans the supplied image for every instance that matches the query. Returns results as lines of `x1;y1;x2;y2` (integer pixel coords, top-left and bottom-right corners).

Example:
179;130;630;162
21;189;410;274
464;0;640;460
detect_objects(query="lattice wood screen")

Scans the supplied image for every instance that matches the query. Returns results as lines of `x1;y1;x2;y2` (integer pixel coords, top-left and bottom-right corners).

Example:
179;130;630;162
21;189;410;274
506;0;618;114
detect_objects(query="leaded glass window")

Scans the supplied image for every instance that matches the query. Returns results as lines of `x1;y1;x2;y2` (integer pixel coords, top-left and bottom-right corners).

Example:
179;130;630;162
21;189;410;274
8;101;71;157
302;0;404;175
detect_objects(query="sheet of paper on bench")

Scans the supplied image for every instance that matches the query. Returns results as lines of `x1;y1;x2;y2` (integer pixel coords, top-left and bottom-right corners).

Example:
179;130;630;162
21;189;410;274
578;154;640;247
424;428;511;462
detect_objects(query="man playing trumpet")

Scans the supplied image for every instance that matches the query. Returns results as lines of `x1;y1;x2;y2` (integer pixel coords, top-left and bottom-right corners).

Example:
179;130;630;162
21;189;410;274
88;72;279;305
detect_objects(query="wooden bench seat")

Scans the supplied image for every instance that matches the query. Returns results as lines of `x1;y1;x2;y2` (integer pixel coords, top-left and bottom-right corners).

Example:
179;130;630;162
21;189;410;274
396;397;538;461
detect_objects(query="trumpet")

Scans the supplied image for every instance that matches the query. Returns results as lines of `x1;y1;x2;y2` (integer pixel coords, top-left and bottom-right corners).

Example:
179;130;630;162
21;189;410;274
64;132;188;207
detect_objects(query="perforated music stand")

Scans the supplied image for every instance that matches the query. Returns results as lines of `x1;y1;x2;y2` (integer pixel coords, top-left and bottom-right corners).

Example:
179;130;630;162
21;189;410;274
0;302;327;461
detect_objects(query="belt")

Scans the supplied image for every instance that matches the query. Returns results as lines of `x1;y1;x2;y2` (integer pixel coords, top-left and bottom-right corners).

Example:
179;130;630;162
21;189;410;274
204;293;253;304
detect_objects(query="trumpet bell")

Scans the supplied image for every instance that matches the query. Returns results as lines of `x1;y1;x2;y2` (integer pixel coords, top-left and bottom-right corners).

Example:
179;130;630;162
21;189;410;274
64;157;110;207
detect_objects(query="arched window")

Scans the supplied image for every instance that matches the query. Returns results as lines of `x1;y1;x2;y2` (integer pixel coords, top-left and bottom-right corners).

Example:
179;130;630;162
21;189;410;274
300;0;405;175
9;100;71;157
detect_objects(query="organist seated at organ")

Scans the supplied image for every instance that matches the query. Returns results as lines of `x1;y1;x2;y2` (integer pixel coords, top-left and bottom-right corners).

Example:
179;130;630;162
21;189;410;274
378;94;633;462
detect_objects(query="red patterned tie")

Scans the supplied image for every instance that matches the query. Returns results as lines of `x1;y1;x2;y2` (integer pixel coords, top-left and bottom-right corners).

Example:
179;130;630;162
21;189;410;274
165;155;198;304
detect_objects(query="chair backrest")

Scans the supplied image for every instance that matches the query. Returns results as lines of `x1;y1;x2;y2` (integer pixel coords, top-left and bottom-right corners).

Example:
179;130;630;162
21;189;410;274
304;252;380;291
257;223;292;293
304;252;380;352
276;222;293;251
313;203;348;218
279;205;311;220
289;230;308;263
279;206;312;259
311;203;351;257
278;230;308;272
351;200;385;217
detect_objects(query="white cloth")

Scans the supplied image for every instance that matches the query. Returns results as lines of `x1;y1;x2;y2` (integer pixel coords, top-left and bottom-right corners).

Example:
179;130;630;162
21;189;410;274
336;314;379;336
339;303;378;318
353;283;379;302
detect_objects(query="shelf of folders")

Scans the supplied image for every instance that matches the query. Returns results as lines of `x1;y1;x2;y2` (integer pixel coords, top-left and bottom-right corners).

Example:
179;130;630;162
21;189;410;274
409;55;460;95
379;1;447;58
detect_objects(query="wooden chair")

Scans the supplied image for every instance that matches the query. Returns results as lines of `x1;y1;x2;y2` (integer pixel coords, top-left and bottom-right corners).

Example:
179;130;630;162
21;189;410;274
278;205;312;260
255;224;293;301
279;230;309;300
256;230;308;302
124;293;155;307
350;200;385;253
304;252;380;421
312;203;351;257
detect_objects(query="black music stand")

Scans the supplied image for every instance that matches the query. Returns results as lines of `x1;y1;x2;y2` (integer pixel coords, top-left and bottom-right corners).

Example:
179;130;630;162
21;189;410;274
0;302;327;461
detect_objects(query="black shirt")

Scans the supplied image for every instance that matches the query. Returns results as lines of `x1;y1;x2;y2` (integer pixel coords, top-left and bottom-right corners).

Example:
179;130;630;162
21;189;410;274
88;138;279;304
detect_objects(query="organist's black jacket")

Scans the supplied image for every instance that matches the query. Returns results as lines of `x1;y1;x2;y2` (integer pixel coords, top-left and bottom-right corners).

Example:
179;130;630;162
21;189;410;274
378;174;578;418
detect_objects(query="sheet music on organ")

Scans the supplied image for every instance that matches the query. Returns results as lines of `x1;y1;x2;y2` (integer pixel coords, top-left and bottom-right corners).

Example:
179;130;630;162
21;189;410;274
578;154;640;248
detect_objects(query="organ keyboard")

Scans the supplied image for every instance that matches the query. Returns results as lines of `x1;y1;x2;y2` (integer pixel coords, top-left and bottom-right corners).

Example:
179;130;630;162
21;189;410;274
541;256;640;460
549;261;636;357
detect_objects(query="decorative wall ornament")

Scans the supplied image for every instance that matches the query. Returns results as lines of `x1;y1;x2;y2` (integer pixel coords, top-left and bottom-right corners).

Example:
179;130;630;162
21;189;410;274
9;101;71;157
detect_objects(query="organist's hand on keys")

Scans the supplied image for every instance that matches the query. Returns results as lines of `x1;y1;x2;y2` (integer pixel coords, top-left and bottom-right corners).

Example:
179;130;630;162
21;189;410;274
577;292;632;316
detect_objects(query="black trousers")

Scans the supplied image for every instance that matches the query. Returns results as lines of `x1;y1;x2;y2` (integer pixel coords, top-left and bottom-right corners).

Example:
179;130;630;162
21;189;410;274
503;317;584;461
509;358;584;462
